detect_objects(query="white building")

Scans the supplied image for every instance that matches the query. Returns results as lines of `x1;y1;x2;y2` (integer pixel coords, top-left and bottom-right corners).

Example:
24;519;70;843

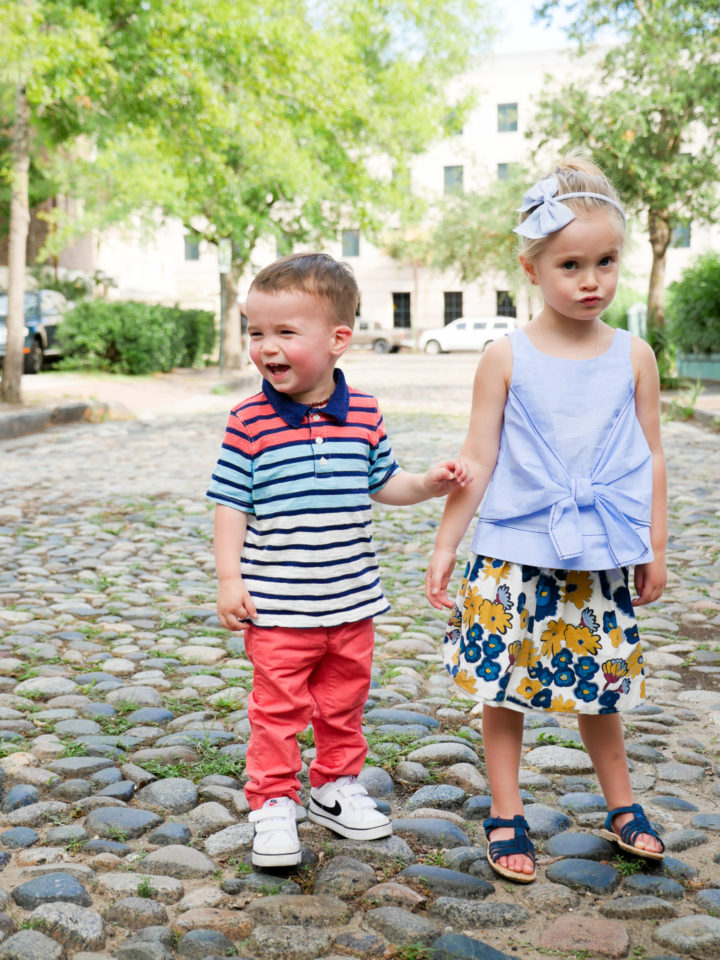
49;48;720;341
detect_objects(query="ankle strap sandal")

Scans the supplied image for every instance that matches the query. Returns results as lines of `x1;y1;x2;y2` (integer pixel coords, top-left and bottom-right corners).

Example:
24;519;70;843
482;814;536;883
599;803;665;861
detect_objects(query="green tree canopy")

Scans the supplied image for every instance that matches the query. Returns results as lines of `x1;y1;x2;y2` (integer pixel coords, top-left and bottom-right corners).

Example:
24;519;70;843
532;0;720;336
31;0;494;366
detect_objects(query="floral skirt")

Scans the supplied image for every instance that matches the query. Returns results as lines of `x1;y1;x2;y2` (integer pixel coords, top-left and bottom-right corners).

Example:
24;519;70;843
443;554;645;715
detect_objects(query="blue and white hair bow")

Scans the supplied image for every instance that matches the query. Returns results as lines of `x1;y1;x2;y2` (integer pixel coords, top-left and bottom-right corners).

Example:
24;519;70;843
514;175;626;240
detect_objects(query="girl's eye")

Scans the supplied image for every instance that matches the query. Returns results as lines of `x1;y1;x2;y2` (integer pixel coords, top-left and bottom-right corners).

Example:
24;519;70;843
599;256;614;267
561;260;578;271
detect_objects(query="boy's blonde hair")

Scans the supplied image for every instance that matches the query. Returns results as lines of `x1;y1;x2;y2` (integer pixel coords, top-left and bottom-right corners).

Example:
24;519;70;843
519;155;624;262
250;253;359;329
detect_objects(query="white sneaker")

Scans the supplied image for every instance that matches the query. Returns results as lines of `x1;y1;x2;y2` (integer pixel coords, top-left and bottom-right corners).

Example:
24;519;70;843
249;797;301;867
308;776;392;840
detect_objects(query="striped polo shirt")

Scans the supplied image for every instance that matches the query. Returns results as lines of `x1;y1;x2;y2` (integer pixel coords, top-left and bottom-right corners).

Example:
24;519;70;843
206;368;400;628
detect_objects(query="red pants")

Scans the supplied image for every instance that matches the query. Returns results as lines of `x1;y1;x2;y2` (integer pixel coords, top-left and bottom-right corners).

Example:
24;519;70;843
243;618;374;809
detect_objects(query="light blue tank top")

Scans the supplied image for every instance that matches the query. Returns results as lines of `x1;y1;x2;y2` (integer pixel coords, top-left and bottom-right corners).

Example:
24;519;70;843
471;328;653;571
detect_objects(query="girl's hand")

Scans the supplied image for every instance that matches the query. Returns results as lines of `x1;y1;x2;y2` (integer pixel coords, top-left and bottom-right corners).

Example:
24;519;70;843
424;460;472;497
426;548;458;609
632;556;666;606
217;577;257;630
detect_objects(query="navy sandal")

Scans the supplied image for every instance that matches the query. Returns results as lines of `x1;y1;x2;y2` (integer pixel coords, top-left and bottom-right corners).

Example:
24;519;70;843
483;814;536;883
599;803;665;861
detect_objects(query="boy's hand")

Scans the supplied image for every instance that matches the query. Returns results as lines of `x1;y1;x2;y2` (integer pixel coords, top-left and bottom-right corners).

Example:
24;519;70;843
217;577;257;630
633;555;666;606
426;548;458;609
424;459;472;497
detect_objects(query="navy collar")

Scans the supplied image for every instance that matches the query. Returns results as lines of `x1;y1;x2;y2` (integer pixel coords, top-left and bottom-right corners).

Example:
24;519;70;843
261;368;349;427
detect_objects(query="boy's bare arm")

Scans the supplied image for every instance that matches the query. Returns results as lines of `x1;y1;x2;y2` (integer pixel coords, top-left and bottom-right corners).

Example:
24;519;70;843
214;505;257;629
370;459;472;506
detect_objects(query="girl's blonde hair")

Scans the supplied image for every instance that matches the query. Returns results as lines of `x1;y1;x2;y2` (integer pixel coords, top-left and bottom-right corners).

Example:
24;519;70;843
519;155;624;262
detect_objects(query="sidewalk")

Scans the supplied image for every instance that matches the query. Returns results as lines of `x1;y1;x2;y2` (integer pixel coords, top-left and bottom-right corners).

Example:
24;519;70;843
1;361;718;440
0;366;260;440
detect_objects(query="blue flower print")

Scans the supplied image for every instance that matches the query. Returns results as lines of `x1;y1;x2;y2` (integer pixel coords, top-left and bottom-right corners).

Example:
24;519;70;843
599;690;620;711
552;648;574;669
620;678;631;694
575;680;599;703
531;688;553;709
554;668;575;687
613;583;634;617
535;574;560;620
522;566;540;582
536;666;554;687
517;592;527;614
576;656;599;680
482;636;506;659
497;671;511;692
476;658;502;682
470;556;484;579
623;623;640;645
467;623;483;644
463;641;482;663
602;610;618;634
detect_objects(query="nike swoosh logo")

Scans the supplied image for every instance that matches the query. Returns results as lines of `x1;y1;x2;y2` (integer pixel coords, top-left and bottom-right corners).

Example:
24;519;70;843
313;798;342;816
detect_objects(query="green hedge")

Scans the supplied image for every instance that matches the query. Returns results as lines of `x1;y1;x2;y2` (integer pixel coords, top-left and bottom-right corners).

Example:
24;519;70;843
666;253;720;355
58;301;216;374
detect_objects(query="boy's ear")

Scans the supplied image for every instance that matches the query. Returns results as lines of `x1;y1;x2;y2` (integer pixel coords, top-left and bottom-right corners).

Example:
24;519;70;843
331;324;354;356
519;254;539;286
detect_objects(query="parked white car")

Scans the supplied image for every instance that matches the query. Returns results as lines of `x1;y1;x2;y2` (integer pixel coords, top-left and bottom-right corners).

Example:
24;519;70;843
419;316;516;354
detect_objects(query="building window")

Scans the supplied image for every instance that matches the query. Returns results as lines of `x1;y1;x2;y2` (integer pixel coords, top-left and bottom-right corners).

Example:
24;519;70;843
671;220;691;248
497;163;513;180
342;229;360;257
444;165;464;194
184;236;200;261
496;290;516;318
392;292;411;329
497;103;518;133
444;291;463;325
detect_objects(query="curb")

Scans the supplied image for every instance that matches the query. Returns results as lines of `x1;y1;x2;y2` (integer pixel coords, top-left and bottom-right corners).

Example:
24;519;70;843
0;401;109;441
660;397;720;432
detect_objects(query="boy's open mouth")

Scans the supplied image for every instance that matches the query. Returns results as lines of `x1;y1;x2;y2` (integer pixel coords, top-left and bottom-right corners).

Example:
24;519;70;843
267;363;290;375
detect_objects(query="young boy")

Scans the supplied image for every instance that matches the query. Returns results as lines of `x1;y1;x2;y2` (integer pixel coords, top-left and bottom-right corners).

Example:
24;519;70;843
207;253;469;867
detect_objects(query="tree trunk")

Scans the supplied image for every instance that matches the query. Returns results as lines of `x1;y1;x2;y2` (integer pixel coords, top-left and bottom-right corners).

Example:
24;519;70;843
1;85;31;405
647;208;671;333
223;268;244;370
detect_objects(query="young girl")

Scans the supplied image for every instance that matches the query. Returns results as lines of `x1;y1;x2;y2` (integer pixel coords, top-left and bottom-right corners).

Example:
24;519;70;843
426;157;667;883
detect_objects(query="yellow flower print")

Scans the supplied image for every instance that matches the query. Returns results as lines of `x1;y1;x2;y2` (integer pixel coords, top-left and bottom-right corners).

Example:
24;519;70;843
551;695;577;712
515;638;540;670
454;669;478;695
626;644;644;678
640;678;646;698
449;647;460;666
478;599;512;635
540;619;567;658
609;625;624;648
561;570;594;609
462;587;483;628
564;624;601;657
517;677;543;700
482;558;512;584
520;607;529;630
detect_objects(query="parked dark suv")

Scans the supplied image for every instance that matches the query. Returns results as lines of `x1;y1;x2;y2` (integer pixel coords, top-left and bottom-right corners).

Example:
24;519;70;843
0;289;70;373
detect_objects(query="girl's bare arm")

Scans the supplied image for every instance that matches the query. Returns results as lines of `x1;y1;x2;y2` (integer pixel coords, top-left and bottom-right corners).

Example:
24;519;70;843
426;338;511;609
631;337;667;606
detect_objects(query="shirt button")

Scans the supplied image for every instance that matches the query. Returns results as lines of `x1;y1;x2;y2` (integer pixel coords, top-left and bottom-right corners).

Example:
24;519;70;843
320;457;327;465
315;437;324;444
311;414;320;421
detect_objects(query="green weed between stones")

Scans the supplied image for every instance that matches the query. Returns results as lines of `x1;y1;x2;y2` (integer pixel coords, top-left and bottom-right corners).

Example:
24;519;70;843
611;854;647;877
536;731;588;752
136;876;157;898
141;739;245;783
386;945;434;960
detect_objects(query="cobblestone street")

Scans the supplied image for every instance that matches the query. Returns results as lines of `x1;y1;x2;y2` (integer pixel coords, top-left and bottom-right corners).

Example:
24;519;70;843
0;352;719;960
